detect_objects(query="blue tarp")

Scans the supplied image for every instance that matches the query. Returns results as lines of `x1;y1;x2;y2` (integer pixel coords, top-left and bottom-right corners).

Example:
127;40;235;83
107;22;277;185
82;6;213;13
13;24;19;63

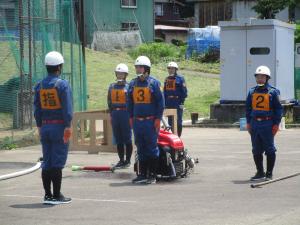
186;26;220;58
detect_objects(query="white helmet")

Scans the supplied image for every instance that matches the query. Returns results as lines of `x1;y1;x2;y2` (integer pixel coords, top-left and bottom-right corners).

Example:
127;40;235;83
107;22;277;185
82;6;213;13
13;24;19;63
167;62;178;69
134;56;151;67
255;65;271;78
45;51;64;66
115;63;128;73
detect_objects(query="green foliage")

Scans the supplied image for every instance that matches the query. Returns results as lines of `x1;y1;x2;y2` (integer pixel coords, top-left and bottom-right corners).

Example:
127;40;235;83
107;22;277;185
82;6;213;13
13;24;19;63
252;0;290;19
295;22;300;43
0;136;18;150
154;38;164;43
128;42;184;64
171;39;186;46
289;0;300;8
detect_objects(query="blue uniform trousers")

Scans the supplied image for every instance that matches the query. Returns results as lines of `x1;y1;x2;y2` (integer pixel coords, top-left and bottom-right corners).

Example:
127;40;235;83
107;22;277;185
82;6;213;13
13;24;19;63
111;110;132;145
133;119;159;162
40;124;68;169
250;120;276;156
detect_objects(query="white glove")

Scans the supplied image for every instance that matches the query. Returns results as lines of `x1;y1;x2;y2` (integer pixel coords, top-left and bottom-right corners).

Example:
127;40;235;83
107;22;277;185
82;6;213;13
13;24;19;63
179;105;184;110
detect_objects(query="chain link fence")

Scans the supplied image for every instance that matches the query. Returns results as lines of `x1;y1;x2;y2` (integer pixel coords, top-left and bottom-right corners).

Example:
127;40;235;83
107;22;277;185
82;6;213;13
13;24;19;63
0;0;87;130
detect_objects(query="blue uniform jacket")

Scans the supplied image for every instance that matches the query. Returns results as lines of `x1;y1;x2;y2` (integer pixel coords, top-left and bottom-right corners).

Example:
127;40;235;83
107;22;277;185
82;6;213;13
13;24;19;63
128;75;165;120
34;74;73;128
163;74;187;108
246;83;283;125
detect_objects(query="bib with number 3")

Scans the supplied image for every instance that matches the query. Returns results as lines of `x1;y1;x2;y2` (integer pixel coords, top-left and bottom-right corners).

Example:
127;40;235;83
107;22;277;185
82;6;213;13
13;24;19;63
111;89;126;104
133;87;151;104
252;93;270;111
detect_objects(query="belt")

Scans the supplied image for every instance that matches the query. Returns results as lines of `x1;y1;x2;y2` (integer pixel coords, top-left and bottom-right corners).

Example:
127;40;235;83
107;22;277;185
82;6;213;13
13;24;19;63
167;95;179;99
42;120;64;124
112;107;127;111
135;116;155;121
254;117;272;121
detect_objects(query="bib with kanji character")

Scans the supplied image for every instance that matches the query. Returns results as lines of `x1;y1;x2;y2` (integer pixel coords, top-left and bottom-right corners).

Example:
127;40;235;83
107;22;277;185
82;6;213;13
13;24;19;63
165;79;176;91
40;88;62;110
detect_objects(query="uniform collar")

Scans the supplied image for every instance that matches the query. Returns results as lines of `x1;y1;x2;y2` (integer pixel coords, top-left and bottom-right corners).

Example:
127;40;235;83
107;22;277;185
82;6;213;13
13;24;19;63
47;73;59;77
138;75;150;82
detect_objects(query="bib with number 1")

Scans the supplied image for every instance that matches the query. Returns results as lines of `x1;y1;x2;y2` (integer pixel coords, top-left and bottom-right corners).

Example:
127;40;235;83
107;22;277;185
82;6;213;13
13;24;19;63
133;87;151;104
111;89;126;104
252;93;270;111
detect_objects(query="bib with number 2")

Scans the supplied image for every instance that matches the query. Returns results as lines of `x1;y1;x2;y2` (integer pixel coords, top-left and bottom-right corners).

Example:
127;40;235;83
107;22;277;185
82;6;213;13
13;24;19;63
252;93;270;111
133;87;151;104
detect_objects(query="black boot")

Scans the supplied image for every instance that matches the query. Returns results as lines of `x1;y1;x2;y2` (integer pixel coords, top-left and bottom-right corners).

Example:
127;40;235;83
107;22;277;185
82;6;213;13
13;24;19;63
51;168;62;199
266;154;276;180
124;143;133;168
42;169;52;196
114;144;125;168
42;169;52;204
251;154;265;181
132;161;148;184
177;124;183;137
51;168;71;205
147;158;159;184
117;143;125;161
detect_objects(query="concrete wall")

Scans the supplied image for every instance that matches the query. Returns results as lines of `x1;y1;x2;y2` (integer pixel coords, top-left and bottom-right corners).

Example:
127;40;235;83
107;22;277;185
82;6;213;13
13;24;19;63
232;1;256;20
84;0;154;44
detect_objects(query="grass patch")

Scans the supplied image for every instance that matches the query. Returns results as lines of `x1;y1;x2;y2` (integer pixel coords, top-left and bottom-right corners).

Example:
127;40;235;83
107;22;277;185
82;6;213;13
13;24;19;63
0;129;40;150
128;42;185;64
0;113;13;130
0;136;18;150
85;49;220;118
0;42;19;84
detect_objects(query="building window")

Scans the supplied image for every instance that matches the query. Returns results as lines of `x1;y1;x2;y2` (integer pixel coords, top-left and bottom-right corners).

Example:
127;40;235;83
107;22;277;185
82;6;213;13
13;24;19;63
121;22;138;31
121;0;137;8
173;5;179;15
250;47;270;55
155;3;163;16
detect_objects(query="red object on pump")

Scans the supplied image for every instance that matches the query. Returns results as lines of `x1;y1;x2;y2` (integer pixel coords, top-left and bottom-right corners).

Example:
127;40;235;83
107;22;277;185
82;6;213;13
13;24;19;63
157;129;184;151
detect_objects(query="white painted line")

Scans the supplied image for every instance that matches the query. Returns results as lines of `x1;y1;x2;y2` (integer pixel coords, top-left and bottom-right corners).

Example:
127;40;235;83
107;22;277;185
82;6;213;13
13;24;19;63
1;194;137;204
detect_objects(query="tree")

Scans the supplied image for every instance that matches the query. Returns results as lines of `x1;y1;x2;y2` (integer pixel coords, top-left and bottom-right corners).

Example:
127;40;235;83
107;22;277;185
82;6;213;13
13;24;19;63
252;0;292;19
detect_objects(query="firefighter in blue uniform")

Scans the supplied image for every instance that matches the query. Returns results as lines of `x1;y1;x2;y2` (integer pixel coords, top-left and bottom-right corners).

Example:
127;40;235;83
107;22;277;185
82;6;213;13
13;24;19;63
107;63;132;169
128;56;165;184
163;62;187;137
34;51;73;205
246;65;283;181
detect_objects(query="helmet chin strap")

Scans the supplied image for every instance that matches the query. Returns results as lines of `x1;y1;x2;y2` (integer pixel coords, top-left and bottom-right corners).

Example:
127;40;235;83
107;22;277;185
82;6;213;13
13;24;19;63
137;73;148;79
116;79;125;84
257;83;265;87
